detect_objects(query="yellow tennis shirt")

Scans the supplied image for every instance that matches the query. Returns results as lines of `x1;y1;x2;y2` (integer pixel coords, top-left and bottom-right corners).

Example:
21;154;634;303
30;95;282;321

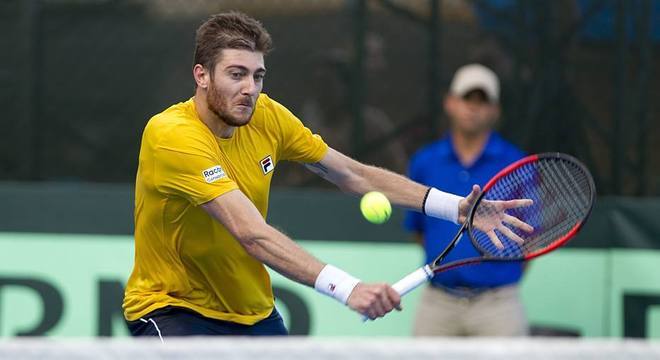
123;93;328;325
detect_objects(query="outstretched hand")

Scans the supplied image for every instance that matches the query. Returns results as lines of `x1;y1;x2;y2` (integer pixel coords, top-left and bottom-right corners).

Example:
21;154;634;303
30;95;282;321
458;185;534;249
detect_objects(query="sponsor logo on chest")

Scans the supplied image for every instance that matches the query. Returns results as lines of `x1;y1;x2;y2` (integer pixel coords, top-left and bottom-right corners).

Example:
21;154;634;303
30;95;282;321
260;155;274;175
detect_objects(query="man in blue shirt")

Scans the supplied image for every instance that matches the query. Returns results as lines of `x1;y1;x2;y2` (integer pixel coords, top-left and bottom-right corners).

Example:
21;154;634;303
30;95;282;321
405;64;528;336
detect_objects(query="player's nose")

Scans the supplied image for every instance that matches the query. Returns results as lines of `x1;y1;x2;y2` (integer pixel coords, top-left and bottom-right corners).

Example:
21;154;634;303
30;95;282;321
241;77;259;96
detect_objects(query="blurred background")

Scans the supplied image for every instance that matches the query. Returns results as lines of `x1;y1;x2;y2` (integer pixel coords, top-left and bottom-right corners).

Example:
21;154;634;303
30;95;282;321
0;0;659;339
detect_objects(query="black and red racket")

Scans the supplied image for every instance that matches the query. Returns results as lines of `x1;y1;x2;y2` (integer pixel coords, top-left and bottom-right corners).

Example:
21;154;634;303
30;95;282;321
392;152;596;299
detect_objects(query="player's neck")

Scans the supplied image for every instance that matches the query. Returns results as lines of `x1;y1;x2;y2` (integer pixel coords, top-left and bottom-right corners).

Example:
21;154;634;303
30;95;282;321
450;129;489;167
193;93;236;139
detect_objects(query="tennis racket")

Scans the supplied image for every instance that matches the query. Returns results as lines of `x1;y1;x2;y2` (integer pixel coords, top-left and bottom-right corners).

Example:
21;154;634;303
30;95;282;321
366;153;595;320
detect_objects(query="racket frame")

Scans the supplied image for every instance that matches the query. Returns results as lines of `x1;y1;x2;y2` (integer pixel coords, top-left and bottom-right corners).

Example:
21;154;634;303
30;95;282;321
467;152;596;262
396;153;596;293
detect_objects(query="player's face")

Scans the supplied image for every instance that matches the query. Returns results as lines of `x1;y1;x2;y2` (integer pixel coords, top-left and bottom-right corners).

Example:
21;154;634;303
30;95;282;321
445;90;500;135
207;49;266;127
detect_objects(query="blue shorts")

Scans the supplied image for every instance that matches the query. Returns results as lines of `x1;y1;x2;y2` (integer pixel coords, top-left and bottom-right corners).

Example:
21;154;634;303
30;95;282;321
126;306;288;337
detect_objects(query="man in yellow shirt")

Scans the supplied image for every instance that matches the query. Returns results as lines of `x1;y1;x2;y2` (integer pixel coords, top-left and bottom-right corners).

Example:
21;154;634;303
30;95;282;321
123;11;523;337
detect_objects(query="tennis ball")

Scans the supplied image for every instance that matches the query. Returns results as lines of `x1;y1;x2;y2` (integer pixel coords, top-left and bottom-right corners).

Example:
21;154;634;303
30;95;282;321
360;191;392;224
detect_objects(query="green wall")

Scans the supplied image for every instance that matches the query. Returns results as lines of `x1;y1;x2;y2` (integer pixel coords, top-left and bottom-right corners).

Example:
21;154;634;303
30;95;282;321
1;233;659;338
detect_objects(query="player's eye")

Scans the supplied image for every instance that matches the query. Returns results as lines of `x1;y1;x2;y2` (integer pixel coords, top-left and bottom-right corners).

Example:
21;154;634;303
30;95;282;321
254;73;265;82
230;72;244;79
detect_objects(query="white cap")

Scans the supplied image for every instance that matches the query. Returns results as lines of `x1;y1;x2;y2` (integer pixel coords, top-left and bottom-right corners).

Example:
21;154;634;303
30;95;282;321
449;64;500;103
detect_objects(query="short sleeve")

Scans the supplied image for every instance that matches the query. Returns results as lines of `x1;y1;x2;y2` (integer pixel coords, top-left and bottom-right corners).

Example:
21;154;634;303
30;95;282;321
404;154;425;233
268;98;328;163
153;131;238;206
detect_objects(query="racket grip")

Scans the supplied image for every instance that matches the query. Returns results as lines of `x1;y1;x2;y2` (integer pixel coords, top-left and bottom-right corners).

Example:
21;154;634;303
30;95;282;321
392;265;433;296
361;265;432;322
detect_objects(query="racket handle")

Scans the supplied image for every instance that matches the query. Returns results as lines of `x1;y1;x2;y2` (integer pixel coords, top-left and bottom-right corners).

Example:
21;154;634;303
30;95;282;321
361;265;433;322
392;265;433;296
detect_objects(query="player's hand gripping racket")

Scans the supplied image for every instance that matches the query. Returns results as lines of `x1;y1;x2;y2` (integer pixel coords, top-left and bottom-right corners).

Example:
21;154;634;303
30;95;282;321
364;153;595;321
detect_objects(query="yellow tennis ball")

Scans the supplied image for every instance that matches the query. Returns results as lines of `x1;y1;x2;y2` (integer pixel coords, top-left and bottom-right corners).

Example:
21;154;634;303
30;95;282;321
360;191;392;224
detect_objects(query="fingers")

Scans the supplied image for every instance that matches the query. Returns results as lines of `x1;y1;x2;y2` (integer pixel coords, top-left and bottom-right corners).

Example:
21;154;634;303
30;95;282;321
365;308;378;320
465;184;481;204
486;230;504;249
378;287;393;312
503;213;534;233
502;199;534;210
386;285;402;311
365;288;394;320
353;284;402;320
497;224;525;245
365;299;386;320
458;185;482;223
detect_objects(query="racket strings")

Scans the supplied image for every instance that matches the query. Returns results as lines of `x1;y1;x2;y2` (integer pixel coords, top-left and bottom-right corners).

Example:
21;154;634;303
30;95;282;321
546;160;592;222
517;159;590;253
471;157;593;259
508;159;590;255
526;161;587;250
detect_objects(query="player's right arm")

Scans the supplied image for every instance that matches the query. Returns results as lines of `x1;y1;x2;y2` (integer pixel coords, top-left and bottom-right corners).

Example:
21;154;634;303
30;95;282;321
200;189;401;319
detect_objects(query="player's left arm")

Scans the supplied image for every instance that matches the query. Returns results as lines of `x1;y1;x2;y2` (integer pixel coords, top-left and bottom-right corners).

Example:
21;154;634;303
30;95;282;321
304;147;480;223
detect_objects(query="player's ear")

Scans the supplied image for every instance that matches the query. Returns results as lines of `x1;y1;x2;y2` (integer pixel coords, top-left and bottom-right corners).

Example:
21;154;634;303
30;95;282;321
193;64;209;89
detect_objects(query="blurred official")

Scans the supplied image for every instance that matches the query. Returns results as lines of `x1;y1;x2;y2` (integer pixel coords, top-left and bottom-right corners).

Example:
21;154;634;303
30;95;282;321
405;64;529;336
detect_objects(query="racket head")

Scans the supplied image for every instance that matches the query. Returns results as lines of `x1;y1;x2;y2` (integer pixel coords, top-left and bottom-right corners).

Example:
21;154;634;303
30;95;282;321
466;153;596;261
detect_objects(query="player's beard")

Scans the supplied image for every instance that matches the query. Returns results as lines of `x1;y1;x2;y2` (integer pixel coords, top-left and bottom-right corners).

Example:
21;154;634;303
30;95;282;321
206;81;254;127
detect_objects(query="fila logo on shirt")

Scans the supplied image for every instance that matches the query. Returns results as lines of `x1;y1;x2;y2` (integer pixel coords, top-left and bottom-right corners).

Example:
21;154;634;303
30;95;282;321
260;155;274;175
202;165;226;183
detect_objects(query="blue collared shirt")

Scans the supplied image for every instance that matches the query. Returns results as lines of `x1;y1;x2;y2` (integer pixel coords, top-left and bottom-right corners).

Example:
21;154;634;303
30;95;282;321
404;132;526;289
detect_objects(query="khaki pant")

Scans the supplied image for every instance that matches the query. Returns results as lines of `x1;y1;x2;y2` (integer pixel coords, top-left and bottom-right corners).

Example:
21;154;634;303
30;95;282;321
413;284;529;337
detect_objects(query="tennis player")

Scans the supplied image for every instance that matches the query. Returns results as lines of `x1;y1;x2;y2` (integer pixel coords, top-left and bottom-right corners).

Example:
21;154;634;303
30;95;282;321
122;11;513;338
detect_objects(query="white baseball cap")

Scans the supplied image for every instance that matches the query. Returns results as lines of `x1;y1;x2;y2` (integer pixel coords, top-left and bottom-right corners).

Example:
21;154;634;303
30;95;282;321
449;64;500;103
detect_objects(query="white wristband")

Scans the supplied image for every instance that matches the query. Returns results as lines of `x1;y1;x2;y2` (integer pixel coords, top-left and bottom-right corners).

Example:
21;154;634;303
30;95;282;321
314;264;360;305
423;187;463;224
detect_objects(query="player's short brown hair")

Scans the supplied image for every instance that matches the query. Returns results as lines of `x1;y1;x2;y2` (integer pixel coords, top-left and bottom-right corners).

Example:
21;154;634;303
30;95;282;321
194;11;273;72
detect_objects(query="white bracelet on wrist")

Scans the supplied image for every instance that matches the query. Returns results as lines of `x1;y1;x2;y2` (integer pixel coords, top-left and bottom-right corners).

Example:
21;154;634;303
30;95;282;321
314;264;360;304
423;187;463;224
